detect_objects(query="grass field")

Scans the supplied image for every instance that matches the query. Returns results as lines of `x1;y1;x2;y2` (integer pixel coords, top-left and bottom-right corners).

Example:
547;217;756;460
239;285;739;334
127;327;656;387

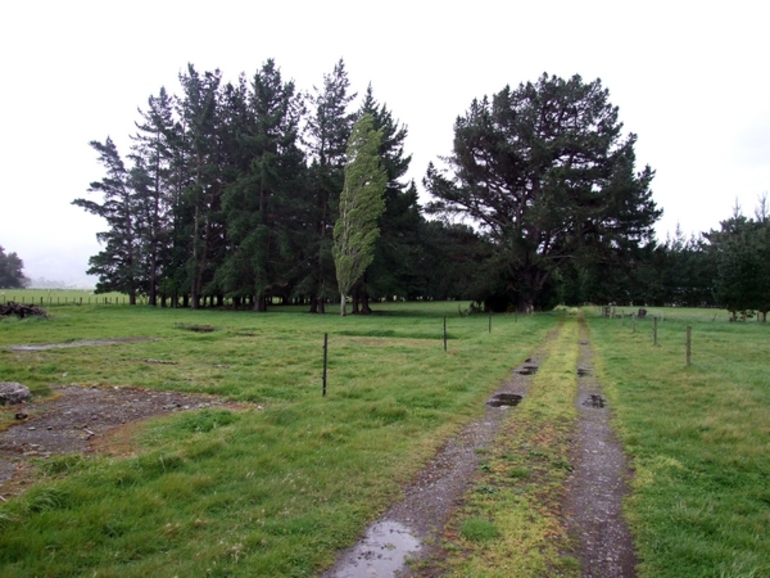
0;302;558;577
0;302;768;577
587;309;770;578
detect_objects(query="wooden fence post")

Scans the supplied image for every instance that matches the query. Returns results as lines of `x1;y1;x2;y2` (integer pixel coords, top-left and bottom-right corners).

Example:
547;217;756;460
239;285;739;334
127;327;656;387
653;316;658;346
322;333;328;397
686;326;692;366
443;317;447;352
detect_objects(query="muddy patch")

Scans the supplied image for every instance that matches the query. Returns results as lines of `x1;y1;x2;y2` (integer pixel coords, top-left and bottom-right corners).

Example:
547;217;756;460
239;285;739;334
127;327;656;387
564;320;637;577
515;364;539;375
486;392;523;407
3;337;153;352
0;384;231;497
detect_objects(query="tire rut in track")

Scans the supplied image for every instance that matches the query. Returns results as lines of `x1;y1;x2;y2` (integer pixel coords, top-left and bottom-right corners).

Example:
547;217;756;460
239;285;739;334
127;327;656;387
564;317;637;577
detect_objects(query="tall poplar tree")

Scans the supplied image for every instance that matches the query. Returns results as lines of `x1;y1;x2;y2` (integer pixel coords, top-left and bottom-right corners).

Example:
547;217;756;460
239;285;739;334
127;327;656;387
333;114;386;316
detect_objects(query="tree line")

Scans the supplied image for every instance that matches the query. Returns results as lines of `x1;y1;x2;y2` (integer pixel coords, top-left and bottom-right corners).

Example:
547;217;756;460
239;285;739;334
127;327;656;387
72;62;768;317
0;246;28;289
74;59;485;312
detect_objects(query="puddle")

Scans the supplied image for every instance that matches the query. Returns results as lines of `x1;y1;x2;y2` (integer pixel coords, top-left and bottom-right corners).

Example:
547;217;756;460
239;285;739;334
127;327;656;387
327;521;420;578
516;365;539;375
487;393;523;407
582;394;605;408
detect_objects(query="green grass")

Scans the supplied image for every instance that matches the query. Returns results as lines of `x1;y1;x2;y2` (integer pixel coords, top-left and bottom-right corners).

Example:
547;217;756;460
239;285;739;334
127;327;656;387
0;302;560;577
4;302;767;577
586;308;770;578
433;313;580;578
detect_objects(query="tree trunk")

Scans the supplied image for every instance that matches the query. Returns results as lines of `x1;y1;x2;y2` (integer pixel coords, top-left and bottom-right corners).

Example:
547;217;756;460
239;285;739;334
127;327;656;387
253;294;266;312
340;292;347;316
360;292;372;315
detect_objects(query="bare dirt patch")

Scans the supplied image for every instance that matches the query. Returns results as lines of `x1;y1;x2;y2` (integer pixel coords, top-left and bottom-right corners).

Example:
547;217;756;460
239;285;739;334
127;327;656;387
0;384;231;499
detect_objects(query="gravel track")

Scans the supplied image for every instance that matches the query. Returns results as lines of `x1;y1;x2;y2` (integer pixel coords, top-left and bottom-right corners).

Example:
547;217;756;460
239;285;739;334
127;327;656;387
564;319;637;577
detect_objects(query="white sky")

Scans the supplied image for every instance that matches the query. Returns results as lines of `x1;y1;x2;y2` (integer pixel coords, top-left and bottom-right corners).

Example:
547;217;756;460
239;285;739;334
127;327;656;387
1;0;768;285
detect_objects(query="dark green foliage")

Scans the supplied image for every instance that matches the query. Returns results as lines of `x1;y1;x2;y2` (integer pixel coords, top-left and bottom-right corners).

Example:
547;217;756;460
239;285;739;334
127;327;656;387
130;86;178;306
425;73;661;311
219;60;306;311
175;65;227;309
354;86;421;310
77;64;741;311
304;60;358;313
72;138;142;303
705;202;770;320
0;245;28;288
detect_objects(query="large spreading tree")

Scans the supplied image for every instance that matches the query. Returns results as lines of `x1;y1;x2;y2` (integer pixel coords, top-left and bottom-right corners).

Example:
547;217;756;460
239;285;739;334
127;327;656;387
425;73;661;311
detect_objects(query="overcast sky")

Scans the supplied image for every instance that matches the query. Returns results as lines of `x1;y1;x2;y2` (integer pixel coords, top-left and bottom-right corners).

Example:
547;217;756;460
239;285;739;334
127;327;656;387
1;0;768;286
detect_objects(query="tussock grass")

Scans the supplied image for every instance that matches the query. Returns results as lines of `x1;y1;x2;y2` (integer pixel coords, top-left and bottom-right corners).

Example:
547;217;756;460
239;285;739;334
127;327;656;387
0;303;559;577
587;308;770;578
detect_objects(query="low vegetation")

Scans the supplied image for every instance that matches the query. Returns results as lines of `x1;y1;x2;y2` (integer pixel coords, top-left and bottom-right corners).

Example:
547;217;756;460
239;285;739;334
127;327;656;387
0;303;556;577
1;303;768;577
587;308;770;578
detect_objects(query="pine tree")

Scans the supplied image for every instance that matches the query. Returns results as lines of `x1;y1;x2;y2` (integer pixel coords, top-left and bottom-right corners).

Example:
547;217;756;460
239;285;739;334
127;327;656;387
354;85;420;311
425;73;661;311
130;86;178;306
175;65;225;309
73;138;142;303
220;60;305;311
305;59;357;312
